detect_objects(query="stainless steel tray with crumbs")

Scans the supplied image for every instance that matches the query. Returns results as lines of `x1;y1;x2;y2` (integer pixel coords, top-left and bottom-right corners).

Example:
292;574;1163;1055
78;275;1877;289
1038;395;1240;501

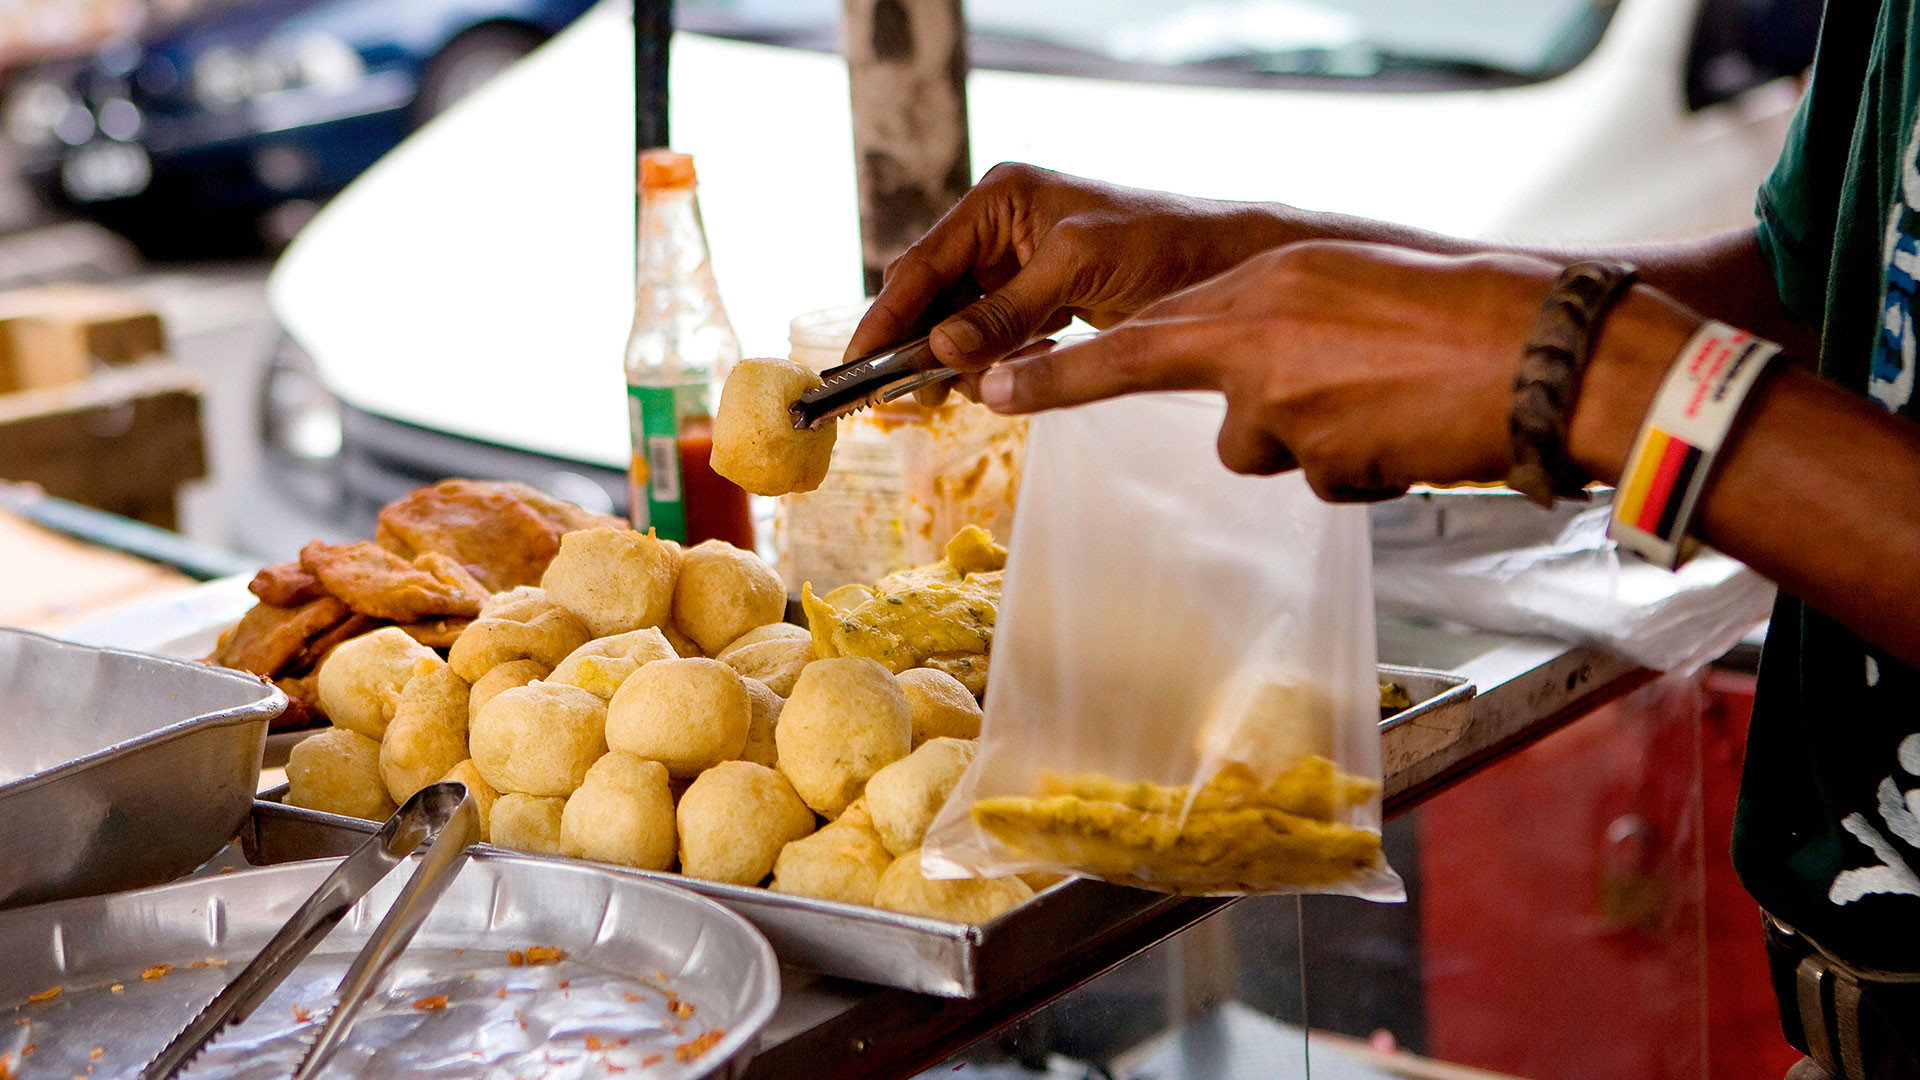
0;850;779;1079
254;665;1474;999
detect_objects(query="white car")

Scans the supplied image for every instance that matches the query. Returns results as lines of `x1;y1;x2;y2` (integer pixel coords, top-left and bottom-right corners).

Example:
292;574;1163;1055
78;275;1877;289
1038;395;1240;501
257;0;1815;529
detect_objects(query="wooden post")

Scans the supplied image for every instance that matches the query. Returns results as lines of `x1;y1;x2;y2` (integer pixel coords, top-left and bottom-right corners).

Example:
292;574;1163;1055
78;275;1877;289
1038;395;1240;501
842;0;972;295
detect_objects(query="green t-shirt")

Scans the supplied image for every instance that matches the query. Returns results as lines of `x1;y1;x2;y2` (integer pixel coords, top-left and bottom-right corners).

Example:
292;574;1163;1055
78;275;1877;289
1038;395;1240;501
1740;0;1920;971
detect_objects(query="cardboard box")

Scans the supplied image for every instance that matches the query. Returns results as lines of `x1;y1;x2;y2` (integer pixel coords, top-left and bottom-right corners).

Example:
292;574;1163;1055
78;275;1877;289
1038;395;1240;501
0;361;206;529
0;284;167;394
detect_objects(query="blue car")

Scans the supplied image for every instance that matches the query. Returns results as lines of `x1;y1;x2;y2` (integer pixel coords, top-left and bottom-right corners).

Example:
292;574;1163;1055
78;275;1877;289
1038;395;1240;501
2;0;598;252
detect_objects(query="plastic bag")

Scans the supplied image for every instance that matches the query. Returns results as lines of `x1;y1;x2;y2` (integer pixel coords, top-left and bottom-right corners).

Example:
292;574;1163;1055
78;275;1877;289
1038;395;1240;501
1371;498;1773;675
923;394;1403;900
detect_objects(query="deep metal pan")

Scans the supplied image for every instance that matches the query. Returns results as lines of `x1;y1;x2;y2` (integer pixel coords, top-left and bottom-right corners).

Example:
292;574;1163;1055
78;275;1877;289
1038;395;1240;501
0;627;285;910
254;666;1473;998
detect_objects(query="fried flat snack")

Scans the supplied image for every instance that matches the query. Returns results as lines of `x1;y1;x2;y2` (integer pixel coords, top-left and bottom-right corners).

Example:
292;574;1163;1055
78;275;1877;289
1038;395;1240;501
299;541;490;623
375;480;613;592
971;757;1384;893
250;562;325;607
208;596;351;677
394;617;473;649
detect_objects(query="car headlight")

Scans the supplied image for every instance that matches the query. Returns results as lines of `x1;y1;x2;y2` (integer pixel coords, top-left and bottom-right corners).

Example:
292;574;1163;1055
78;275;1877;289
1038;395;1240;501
260;333;344;465
4;81;74;147
194;33;365;110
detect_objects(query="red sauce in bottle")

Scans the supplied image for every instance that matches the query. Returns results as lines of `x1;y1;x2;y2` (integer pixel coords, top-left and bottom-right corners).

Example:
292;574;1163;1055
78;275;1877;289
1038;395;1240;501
677;416;754;549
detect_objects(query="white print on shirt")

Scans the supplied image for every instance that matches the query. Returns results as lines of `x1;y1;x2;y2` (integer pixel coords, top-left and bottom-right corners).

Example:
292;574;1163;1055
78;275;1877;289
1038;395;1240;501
1828;732;1920;904
1873;113;1920;411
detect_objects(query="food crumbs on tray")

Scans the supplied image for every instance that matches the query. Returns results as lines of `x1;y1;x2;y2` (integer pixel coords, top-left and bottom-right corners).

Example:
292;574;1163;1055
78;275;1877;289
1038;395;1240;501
507;950;525;966
496;987;507;1000
89;1049;102;1061
141;964;174;981
412;995;449;1011
524;947;567;965
584;1036;607;1051
639;1055;663;1068
622;991;640;1003
218;867;237;874
27;986;61;1003
108;984;124;994
672;999;695;1019
0;1051;11;1080
293;1005;310;1022
674;1030;725;1062
187;957;225;969
556;980;569;990
18;1047;32;1061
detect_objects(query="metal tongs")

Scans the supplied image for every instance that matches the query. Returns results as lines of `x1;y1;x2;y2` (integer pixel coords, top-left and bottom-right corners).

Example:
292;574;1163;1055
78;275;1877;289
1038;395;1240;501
141;782;481;1080
789;281;986;430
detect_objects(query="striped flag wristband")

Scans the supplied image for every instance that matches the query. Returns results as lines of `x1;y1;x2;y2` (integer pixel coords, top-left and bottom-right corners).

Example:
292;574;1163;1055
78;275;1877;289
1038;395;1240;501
1609;320;1780;569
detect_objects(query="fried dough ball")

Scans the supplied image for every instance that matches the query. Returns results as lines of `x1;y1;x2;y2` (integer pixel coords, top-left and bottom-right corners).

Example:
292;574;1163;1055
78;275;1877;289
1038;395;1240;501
468;658;548;722
718;628;813;697
604;658;749;778
663;623;704;658
480;586;548;617
770;815;893;905
776;657;911;818
1192;673;1337;775
286;728;396;821
739;678;783;768
865;737;977;856
672;541;785;655
560;752;676;871
469;682;608;797
896;668;984;746
711;355;837;496
676;761;816;885
490;793;566;855
717;622;809;656
316;627;438;740
379;658;471;804
548;627;676;699
540;527;678;638
872;851;1033;923
439;759;500;842
448;592;591;683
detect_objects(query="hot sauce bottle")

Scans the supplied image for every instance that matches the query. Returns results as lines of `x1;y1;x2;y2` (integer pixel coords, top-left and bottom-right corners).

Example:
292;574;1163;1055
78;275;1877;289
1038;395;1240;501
624;149;754;549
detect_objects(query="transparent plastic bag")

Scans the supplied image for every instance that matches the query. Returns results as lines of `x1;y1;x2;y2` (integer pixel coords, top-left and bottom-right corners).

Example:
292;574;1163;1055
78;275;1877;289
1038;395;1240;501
923;394;1404;900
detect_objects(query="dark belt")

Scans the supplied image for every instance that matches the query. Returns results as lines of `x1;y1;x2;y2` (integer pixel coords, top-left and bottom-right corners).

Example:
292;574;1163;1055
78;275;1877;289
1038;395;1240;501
1763;912;1920;1080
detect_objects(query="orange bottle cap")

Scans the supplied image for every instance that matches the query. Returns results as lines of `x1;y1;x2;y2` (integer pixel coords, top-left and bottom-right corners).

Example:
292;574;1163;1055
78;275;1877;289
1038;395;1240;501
640;149;697;189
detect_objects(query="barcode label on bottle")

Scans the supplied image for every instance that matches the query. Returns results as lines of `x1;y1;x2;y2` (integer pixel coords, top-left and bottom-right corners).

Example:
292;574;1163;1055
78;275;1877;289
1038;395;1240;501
647;436;680;501
628;383;688;541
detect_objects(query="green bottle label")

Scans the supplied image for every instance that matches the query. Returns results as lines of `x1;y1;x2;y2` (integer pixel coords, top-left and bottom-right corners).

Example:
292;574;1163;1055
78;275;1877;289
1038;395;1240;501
628;383;690;542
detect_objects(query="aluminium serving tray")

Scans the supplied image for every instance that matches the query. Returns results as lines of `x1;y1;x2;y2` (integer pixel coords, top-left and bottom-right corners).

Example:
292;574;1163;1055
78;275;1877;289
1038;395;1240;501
0;849;779;1079
0;627;285;911
255;666;1474;1000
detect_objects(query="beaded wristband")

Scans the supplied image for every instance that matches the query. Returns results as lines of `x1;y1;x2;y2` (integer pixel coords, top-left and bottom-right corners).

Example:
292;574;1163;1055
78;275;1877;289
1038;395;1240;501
1608;321;1780;569
1508;260;1640;507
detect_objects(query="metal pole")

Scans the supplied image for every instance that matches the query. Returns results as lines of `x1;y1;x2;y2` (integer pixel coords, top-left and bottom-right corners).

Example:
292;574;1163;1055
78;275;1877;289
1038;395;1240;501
634;0;672;261
842;0;972;296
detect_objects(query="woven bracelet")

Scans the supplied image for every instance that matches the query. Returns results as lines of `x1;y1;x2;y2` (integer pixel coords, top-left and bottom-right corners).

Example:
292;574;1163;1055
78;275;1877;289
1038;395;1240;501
1507;260;1640;508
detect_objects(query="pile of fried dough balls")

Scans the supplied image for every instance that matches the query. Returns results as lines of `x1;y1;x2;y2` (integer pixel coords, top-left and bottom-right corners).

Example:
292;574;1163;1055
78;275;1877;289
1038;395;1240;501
285;525;1036;923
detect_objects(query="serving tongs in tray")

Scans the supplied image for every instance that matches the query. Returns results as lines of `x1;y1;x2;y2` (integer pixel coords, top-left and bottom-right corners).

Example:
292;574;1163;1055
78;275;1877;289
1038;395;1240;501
141;781;480;1080
789;281;984;430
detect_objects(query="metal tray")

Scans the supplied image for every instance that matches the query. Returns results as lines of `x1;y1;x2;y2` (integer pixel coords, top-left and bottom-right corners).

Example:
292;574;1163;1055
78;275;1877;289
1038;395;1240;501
0;627;285;911
253;666;1474;999
0;850;780;1079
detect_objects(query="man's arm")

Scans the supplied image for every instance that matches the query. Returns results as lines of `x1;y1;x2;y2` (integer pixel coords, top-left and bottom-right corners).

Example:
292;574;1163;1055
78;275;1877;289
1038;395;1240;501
853;165;1821;376
1256;207;1823;359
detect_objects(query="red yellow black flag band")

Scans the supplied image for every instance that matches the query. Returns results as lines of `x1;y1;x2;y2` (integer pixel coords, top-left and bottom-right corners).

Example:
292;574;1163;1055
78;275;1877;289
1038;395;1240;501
1609;321;1780;569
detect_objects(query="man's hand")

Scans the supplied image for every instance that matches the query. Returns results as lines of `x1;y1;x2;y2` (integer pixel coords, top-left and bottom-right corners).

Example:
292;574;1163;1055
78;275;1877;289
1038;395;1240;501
977;241;1698;501
846;164;1295;385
